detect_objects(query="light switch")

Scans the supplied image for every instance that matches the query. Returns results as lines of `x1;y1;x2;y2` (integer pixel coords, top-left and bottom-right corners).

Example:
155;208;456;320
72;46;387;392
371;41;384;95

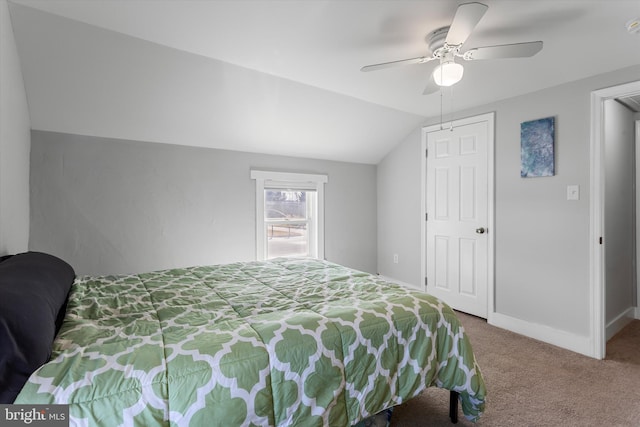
567;185;580;201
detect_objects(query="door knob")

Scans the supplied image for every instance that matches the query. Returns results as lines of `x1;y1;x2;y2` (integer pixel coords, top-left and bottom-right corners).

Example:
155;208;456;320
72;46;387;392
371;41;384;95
476;227;486;234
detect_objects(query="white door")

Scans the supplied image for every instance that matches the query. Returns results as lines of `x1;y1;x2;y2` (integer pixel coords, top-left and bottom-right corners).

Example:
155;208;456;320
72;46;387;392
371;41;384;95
426;120;489;318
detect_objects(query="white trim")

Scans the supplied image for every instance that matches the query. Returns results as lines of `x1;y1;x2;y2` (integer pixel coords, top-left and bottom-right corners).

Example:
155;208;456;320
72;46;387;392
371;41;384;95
490;312;593;357
251;170;328;261
254;176;266;260
589;80;640;359
378;275;422;291
589;90;606;359
637;119;640;312
605;307;635;341
420;112;496;320
635;306;640;319
250;170;328;184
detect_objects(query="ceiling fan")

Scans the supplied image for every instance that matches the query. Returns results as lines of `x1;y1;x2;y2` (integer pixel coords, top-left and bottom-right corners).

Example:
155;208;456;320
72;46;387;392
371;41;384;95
361;2;543;94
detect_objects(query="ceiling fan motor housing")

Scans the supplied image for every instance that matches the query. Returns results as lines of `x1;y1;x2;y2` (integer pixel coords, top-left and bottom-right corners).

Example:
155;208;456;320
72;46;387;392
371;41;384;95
427;26;450;55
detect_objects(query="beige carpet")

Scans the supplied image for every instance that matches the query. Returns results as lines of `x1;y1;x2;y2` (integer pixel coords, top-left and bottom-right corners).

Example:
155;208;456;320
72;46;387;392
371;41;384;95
390;313;640;427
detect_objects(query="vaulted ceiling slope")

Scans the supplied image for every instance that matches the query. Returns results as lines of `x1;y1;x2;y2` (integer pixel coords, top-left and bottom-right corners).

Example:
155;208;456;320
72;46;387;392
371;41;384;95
8;0;640;164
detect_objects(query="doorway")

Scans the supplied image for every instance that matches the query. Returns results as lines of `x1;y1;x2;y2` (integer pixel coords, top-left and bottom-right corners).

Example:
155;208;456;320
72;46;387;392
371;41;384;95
421;112;495;319
590;80;640;359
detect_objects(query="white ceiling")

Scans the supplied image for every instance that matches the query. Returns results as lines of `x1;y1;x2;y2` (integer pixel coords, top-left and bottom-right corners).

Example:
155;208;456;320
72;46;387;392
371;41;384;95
8;0;640;164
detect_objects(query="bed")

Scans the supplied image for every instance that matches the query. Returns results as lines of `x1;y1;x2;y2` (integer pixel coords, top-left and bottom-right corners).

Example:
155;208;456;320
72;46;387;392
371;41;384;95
4;253;485;426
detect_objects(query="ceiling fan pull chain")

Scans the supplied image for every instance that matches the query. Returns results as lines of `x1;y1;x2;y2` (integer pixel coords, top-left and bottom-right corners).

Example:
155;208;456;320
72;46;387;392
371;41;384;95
440;89;444;130
450;86;454;131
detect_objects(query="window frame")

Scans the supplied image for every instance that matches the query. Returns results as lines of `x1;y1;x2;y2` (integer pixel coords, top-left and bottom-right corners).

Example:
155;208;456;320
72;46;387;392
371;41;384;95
251;170;328;261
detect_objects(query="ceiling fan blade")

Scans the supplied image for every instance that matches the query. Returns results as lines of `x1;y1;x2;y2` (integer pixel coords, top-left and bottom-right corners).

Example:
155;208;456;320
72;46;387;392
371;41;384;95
463;41;543;60
445;2;488;46
422;76;440;95
360;56;434;72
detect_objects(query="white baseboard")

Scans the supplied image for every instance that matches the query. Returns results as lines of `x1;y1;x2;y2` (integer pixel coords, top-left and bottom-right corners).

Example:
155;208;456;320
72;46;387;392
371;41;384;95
635;307;640;319
378;275;423;291
488;312;593;358
606;307;635;341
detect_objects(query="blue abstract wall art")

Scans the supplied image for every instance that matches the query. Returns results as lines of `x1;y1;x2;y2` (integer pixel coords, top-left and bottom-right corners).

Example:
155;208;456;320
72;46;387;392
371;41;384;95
520;117;555;177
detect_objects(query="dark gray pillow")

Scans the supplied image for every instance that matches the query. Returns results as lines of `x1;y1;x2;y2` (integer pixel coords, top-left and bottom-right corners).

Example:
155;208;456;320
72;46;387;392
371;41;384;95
0;252;75;403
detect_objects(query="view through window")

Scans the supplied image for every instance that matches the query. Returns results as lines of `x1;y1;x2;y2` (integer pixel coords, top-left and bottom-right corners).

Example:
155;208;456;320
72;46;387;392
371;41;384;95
265;190;315;259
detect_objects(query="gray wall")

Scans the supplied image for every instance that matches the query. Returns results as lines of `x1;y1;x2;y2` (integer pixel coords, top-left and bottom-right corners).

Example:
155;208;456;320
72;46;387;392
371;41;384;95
377;127;422;285
0;0;30;256
30;131;377;276
377;63;640;339
604;99;636;326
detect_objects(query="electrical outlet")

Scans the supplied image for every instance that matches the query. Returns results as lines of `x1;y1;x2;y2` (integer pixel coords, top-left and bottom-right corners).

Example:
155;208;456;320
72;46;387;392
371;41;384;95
393;254;399;264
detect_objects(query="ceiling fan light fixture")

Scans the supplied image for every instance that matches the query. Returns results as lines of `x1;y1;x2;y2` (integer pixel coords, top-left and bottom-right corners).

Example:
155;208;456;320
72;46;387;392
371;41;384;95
433;61;464;87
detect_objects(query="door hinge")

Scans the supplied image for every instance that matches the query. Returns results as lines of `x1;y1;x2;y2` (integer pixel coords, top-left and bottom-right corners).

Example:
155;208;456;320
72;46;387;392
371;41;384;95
425;212;428;221
425;148;428;158
424;277;428;287
599;237;603;245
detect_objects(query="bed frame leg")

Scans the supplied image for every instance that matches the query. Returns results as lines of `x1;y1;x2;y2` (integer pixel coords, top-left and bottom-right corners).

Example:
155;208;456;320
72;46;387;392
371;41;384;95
384;407;393;425
449;390;459;424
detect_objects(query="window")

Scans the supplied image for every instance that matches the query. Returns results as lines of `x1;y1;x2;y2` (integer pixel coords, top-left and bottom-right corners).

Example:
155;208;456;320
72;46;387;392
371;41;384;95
251;170;328;261
265;189;315;258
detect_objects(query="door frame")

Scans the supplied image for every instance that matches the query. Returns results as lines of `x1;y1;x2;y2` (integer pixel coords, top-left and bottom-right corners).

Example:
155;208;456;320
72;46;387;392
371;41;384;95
637;119;640;315
421;112;496;320
590;80;640;359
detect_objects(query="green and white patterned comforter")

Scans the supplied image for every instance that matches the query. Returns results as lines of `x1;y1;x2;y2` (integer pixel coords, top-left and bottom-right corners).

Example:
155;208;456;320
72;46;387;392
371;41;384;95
16;258;485;426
